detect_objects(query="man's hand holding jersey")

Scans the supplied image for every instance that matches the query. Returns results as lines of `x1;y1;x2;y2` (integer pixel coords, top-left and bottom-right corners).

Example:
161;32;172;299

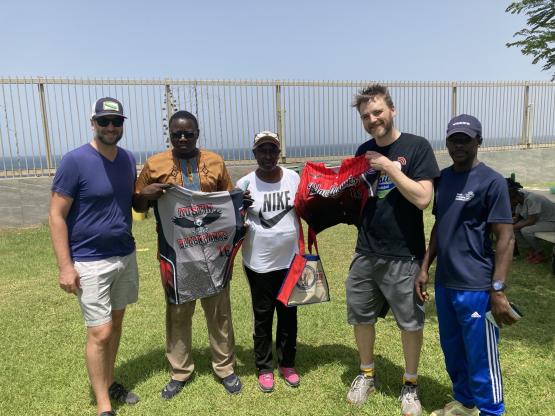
138;183;173;200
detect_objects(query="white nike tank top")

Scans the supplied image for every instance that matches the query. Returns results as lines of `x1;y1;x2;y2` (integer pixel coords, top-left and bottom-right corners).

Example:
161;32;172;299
237;167;300;273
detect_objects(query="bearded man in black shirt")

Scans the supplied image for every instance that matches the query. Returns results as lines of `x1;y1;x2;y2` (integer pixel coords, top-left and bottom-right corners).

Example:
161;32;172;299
345;84;440;416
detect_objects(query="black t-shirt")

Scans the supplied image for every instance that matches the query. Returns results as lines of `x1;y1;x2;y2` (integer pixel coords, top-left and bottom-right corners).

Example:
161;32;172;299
355;133;440;260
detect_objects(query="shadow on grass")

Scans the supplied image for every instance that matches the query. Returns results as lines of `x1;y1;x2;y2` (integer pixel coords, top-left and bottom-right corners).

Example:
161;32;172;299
114;341;451;413
238;341;448;399
113;344;263;392
335;353;452;413
110;259;553;411
499;258;555;343
115;347;166;388
424;259;554;349
297;343;452;413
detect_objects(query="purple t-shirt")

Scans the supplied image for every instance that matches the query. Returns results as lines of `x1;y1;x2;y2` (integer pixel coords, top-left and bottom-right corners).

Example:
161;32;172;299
52;143;136;261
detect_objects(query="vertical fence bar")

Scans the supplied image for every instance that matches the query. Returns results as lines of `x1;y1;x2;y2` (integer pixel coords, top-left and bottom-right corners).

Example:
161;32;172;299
275;83;286;163
38;80;54;176
526;103;534;147
164;83;173;149
521;83;530;146
451;83;457;118
31;81;44;170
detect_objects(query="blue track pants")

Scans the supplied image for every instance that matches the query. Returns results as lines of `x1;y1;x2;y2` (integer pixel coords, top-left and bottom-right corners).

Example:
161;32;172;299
435;285;505;416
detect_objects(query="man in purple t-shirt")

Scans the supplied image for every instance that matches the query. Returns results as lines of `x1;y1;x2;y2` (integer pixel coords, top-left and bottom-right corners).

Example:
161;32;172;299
49;98;139;416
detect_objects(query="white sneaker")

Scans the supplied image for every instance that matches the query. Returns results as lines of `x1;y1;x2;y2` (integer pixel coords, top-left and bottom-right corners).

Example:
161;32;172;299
346;374;376;405
430;400;479;416
399;383;422;416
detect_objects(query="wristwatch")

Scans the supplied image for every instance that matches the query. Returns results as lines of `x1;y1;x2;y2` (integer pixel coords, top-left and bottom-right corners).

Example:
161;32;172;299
491;280;506;292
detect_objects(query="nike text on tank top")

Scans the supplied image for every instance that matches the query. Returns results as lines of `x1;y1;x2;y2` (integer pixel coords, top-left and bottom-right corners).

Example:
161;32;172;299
154;185;244;304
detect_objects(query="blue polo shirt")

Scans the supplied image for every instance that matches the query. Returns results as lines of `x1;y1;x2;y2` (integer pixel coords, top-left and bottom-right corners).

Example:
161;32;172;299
434;163;512;290
52;143;136;261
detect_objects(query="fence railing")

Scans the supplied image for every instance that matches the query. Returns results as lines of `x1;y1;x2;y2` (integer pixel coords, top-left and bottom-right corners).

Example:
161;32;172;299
1;78;554;178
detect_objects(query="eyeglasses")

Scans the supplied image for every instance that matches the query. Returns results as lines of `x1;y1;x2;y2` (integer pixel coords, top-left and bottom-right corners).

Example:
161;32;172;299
95;117;124;127
170;130;197;140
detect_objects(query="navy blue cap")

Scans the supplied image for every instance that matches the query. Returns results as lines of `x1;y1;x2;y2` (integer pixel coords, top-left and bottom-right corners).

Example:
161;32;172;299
446;114;482;139
91;97;127;119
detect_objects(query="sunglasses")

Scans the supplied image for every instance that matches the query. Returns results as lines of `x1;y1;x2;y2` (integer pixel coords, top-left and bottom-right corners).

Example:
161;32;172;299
170;130;197;139
95;117;124;127
254;147;280;155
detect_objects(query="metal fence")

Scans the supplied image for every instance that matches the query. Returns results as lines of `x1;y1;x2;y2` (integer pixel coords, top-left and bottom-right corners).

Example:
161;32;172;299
1;78;554;178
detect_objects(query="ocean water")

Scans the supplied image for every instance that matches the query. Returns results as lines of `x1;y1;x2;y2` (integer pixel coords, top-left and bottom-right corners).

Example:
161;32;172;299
0;143;358;171
1;136;552;172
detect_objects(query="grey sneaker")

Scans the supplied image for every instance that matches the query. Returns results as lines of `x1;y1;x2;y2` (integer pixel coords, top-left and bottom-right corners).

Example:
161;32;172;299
399;383;422;416
108;382;139;405
221;373;242;395
346;374;376;405
161;379;187;400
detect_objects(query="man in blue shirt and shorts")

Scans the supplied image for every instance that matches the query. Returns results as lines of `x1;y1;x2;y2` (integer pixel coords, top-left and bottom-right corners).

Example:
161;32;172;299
49;98;139;416
416;114;518;416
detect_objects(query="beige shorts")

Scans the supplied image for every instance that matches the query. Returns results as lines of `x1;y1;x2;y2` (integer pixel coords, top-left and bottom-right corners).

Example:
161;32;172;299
74;251;139;327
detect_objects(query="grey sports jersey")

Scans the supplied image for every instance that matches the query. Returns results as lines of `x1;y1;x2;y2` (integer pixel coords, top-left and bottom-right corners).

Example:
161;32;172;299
154;185;244;304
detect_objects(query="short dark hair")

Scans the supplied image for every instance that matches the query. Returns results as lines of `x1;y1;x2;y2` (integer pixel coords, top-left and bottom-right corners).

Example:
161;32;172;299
352;83;394;110
169;110;199;129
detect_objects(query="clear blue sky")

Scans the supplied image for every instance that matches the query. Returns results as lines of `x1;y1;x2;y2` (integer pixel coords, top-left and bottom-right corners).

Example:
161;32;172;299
0;0;547;81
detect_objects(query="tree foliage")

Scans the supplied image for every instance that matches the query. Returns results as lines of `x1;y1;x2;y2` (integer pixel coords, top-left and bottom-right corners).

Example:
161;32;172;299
506;0;555;79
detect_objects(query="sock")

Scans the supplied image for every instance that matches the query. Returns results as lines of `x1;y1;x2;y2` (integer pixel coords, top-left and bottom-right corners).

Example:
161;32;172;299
360;363;374;378
403;373;418;385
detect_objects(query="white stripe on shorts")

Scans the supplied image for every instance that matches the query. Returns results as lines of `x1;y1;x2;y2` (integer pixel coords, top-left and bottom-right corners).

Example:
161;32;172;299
486;319;503;404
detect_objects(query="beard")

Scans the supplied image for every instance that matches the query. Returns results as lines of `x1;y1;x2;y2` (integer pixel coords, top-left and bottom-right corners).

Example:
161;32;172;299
95;130;123;146
367;117;393;139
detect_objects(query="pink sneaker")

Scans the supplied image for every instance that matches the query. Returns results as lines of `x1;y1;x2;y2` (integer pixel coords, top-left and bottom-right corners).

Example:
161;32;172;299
258;372;274;393
279;367;300;387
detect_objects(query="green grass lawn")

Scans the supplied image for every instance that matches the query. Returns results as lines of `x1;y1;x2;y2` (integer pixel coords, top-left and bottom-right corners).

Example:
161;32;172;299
0;212;553;415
